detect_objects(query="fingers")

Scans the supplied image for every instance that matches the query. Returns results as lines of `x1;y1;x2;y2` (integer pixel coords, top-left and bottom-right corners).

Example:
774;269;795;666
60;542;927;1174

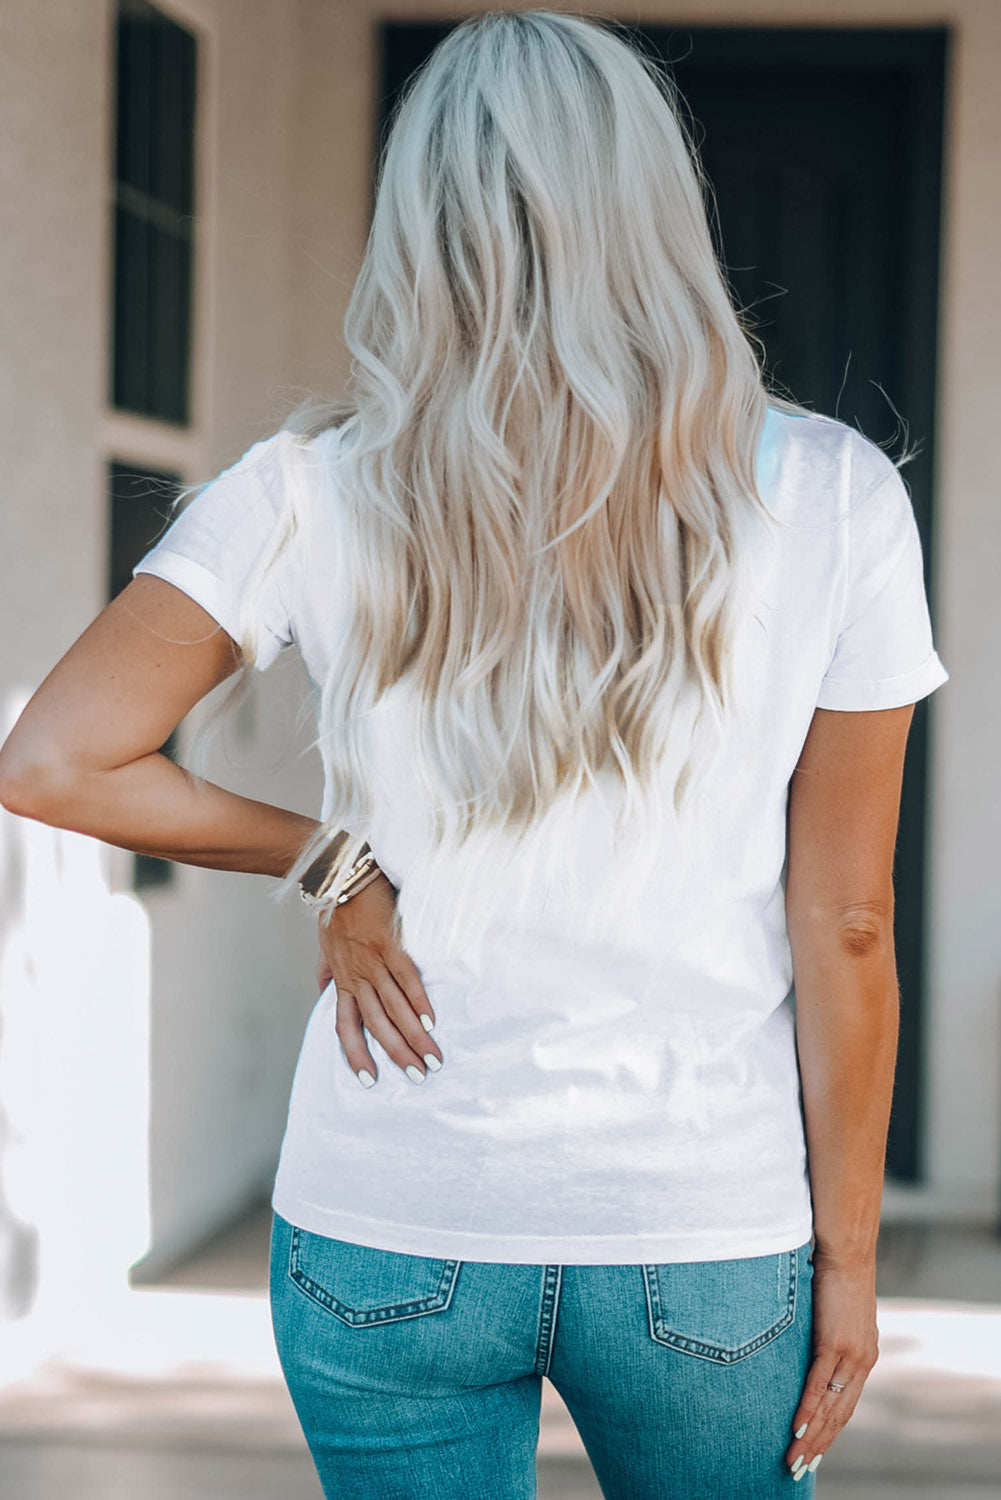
333;991;379;1087
366;967;443;1071
317;878;441;1085
388;949;435;1031
785;1353;870;1478
790;1346;840;1442
334;968;443;1088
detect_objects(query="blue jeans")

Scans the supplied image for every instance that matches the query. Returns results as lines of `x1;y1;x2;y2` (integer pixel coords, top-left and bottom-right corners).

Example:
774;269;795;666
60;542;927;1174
269;1211;816;1499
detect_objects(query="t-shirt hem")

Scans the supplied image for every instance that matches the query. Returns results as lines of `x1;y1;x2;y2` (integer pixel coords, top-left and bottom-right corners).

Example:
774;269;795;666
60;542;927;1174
815;650;949;711
270;1185;814;1265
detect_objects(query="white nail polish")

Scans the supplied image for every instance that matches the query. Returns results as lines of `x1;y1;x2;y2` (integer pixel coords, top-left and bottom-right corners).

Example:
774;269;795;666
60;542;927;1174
791;1455;805;1474
405;1064;426;1084
357;1069;376;1088
808;1454;824;1472
423;1053;442;1072
795;1423;808;1439
420;1013;434;1031
792;1467;807;1482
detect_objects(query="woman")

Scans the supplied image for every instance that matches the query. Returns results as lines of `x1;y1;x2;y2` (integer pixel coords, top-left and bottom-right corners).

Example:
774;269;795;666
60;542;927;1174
0;11;948;1499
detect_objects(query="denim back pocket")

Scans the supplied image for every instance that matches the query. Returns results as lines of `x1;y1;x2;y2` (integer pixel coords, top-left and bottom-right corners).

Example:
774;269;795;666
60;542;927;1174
288;1224;462;1328
643;1248;798;1363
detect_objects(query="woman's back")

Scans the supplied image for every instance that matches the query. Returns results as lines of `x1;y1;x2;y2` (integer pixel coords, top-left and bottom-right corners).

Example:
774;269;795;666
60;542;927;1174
132;402;947;1264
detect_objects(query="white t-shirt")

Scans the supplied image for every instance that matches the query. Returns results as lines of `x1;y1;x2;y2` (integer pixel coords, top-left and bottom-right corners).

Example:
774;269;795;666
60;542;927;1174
133;408;949;1264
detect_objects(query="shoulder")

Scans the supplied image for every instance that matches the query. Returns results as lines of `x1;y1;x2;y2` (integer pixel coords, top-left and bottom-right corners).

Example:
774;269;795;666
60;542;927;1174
216;417;347;480
217;423;333;500
266;420;350;514
758;408;903;527
196;423;350;558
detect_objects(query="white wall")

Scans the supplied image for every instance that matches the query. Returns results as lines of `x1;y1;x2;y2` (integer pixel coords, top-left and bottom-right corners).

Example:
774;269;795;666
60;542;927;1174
0;0;328;1313
0;1;108;693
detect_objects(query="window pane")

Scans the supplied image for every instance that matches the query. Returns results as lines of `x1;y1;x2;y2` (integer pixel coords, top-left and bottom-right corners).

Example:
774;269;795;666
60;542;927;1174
151;17;196;215
115;0;154;195
111;204;150;413
148;225;192;424
111;0;196;424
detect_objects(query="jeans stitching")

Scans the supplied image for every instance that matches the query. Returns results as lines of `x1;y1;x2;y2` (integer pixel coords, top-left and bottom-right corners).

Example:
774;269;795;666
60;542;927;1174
286;1224;462;1326
642;1248;799;1364
533;1264;563;1377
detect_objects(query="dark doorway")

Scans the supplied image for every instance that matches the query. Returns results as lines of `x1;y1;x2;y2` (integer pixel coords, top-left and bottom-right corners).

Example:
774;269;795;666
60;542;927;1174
376;22;949;1182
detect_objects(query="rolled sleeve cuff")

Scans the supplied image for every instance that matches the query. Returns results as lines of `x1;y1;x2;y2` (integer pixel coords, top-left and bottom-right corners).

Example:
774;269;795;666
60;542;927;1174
815;650;950;711
133;550;242;642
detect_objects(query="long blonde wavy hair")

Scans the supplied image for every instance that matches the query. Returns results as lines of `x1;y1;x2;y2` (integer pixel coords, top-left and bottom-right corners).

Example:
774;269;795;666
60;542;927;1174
190;10;817;925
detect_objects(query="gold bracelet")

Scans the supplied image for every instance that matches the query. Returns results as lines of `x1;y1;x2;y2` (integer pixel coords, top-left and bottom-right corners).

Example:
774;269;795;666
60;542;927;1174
334;860;383;905
298;833;380;911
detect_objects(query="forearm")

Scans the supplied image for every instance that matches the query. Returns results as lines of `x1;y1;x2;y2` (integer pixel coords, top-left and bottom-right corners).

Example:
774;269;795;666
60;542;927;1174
789;920;900;1270
10;750;321;879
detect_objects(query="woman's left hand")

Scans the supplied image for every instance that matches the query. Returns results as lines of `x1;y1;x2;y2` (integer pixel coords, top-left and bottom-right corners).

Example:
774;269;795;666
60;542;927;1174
316;871;443;1087
784;1252;879;1480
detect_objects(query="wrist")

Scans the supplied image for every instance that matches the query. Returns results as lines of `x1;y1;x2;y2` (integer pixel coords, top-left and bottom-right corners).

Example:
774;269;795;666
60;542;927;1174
317;867;396;931
298;833;386;913
810;1241;878;1276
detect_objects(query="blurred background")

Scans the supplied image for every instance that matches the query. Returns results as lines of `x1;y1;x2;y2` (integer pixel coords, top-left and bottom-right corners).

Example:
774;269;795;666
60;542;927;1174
0;2;997;1496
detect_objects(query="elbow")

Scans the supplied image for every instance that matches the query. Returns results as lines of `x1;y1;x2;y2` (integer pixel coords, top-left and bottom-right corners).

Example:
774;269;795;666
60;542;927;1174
834;912;892;959
787;897;895;959
0;746;79;822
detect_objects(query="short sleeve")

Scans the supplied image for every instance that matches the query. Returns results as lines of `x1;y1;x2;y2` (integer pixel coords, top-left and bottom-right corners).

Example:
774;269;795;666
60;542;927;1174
816;452;949;711
132;433;296;672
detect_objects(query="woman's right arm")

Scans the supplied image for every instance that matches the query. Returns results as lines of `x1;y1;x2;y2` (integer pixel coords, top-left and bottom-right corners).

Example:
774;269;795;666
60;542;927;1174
0;571;439;1082
780;701;916;1478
